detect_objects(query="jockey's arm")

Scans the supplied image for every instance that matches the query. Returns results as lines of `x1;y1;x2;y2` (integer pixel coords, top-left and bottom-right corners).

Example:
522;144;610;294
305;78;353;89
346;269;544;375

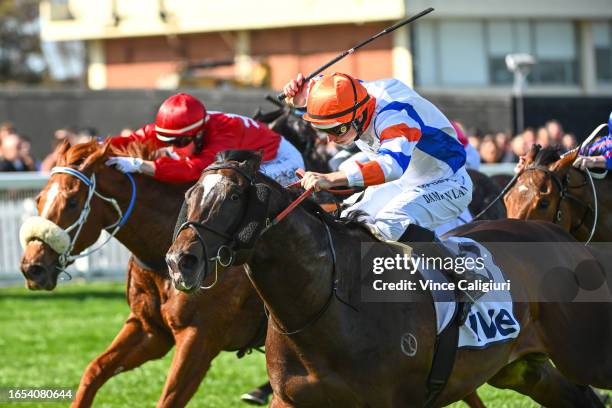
343;127;420;187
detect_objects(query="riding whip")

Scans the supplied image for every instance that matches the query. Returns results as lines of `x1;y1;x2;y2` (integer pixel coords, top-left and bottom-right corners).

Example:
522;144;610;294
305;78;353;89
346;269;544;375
277;7;435;101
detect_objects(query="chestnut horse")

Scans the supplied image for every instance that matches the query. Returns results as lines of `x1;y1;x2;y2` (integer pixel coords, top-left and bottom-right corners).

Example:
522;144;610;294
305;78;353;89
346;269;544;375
504;145;612;242
167;150;612;407
19;141;266;407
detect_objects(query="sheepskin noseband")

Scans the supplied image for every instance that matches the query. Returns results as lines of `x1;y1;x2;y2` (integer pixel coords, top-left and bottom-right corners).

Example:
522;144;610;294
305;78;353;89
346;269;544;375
19;216;71;255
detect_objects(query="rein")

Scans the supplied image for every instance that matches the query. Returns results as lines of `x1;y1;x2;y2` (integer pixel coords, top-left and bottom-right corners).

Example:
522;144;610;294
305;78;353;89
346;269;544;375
521;164;598;245
50;166;137;268
177;163;356;334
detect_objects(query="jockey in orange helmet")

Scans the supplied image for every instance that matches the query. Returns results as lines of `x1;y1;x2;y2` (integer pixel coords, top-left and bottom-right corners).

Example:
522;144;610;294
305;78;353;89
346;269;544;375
107;93;303;185
284;73;472;242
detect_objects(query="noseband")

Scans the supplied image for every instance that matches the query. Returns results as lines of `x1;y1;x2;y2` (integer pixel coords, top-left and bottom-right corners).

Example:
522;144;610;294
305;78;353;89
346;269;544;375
174;164;270;288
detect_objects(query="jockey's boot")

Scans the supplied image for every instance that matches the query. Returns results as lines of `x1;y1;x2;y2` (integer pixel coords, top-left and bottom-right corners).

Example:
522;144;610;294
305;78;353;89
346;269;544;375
398;224;485;325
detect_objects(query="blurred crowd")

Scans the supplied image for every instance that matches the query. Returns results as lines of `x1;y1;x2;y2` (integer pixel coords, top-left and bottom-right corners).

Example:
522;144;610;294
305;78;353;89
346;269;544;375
0;117;576;174
0;123;132;173
464;119;577;165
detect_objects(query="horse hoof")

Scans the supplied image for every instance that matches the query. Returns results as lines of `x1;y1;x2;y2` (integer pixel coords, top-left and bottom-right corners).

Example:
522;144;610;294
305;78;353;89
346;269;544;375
240;389;270;406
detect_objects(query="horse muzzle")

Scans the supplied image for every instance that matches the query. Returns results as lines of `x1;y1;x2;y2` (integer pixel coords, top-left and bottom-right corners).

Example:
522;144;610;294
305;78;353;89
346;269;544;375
166;241;208;293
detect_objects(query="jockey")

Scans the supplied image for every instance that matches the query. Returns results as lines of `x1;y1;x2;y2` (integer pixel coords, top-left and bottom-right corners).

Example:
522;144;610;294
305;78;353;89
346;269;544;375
574;112;612;171
284;73;480;313
283;73;472;242
106;93;303;185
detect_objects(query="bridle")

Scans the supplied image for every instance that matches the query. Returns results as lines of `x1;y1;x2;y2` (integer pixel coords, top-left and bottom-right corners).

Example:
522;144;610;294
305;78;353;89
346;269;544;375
174;163;354;334
50;166;137;269
522;164;598;244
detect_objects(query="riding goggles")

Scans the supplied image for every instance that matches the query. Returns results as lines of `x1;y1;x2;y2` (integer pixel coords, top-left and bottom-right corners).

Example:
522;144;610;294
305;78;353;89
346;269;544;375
156;133;193;147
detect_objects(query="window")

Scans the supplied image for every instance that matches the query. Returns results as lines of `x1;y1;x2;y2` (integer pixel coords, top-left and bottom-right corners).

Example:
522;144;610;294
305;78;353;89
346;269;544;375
593;22;612;83
414;19;579;87
50;0;74;21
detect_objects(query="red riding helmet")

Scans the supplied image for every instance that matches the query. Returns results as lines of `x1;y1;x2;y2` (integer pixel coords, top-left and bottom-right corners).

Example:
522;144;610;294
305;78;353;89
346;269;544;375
155;93;207;142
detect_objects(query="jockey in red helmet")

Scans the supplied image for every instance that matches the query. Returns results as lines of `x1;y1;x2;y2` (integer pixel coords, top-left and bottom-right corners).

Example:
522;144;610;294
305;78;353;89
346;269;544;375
107;93;303;184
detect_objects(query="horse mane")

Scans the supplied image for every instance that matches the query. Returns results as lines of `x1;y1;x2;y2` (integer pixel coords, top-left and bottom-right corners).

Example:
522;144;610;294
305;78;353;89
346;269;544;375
59;139;161;167
533;146;561;167
216;149;263;164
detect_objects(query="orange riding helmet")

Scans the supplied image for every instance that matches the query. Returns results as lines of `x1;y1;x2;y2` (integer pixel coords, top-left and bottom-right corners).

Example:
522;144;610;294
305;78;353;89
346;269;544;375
303;73;375;135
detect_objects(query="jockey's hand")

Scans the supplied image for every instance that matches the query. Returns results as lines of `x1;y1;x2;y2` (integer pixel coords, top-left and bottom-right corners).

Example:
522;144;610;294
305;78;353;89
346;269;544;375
283;73;309;108
301;171;348;192
106;157;143;173
514;156;527;174
573;155;606;170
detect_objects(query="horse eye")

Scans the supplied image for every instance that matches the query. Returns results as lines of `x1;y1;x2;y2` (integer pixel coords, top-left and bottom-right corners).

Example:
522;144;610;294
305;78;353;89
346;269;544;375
539;198;550;209
230;193;240;201
67;197;78;208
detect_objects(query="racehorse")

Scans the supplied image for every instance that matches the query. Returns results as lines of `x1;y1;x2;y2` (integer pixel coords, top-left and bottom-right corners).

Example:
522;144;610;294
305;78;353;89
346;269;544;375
467;169;507;220
504;144;612;242
167;150;612;407
19;141;267;407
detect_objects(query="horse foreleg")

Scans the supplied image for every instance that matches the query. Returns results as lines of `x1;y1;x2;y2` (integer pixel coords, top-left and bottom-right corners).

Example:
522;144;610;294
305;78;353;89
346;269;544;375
156;327;223;408
72;314;173;408
462;391;486;408
488;353;605;408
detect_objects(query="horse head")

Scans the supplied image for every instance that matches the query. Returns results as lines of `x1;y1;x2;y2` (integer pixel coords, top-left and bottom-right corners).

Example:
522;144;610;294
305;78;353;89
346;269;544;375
19;140;138;290
504;145;588;234
167;150;282;292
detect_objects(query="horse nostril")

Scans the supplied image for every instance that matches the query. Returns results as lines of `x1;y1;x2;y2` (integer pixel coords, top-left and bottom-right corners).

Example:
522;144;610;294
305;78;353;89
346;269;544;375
25;263;47;279
178;253;199;273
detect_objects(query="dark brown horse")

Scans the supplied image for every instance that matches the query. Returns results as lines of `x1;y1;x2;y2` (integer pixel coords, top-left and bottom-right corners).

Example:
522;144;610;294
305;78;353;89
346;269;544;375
504;145;612;242
167;150;612;407
467;169;507;220
19;141;266;407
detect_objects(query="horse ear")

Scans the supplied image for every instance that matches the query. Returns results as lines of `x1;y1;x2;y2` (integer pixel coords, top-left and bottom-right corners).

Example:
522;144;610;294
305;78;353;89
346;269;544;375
242;150;263;175
80;141;111;171
524;144;541;165
54;140;72;165
550;149;578;177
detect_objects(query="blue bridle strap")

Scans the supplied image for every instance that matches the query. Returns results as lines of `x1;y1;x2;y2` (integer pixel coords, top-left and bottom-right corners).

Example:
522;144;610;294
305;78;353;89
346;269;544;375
120;173;136;227
50;166;136;227
51;166;94;187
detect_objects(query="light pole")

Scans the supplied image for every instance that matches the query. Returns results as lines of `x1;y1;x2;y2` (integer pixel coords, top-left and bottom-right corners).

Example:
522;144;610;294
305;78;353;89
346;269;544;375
505;53;535;133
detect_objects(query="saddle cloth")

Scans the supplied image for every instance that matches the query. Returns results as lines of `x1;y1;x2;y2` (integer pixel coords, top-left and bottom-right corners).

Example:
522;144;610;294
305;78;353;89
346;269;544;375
419;237;521;349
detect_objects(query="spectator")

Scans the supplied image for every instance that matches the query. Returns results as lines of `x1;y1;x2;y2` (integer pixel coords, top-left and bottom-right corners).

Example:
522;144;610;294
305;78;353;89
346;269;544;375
546;120;564;147
0;121;15;142
76;127;98;144
522;127;536;149
479;135;500;164
562;133;578;152
495;131;515;162
120;128;134;137
0;133;31;172
18;135;37;171
40;127;79;172
468;135;481;151
536;127;550;148
511;134;527;158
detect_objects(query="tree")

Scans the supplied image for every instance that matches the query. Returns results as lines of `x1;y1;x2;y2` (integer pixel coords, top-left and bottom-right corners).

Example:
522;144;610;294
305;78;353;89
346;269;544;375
0;0;46;84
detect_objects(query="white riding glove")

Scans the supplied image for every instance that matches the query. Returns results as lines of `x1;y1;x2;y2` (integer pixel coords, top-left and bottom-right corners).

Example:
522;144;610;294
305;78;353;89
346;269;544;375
106;157;144;173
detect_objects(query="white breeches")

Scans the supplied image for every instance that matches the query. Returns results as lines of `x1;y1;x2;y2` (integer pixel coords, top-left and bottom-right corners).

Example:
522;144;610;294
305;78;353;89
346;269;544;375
341;167;473;241
260;137;305;186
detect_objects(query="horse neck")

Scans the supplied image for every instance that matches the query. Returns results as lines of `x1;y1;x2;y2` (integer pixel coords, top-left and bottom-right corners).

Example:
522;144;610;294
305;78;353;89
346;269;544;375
97;169;187;267
248;205;342;331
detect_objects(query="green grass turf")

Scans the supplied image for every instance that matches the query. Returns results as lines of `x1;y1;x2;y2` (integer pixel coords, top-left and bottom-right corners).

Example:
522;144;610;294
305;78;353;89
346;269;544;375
0;281;540;407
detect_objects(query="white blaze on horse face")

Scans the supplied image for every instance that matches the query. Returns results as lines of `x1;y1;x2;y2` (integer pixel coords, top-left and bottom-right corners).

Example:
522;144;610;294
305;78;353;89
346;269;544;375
518;185;529;194
201;174;224;206
40;182;60;218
